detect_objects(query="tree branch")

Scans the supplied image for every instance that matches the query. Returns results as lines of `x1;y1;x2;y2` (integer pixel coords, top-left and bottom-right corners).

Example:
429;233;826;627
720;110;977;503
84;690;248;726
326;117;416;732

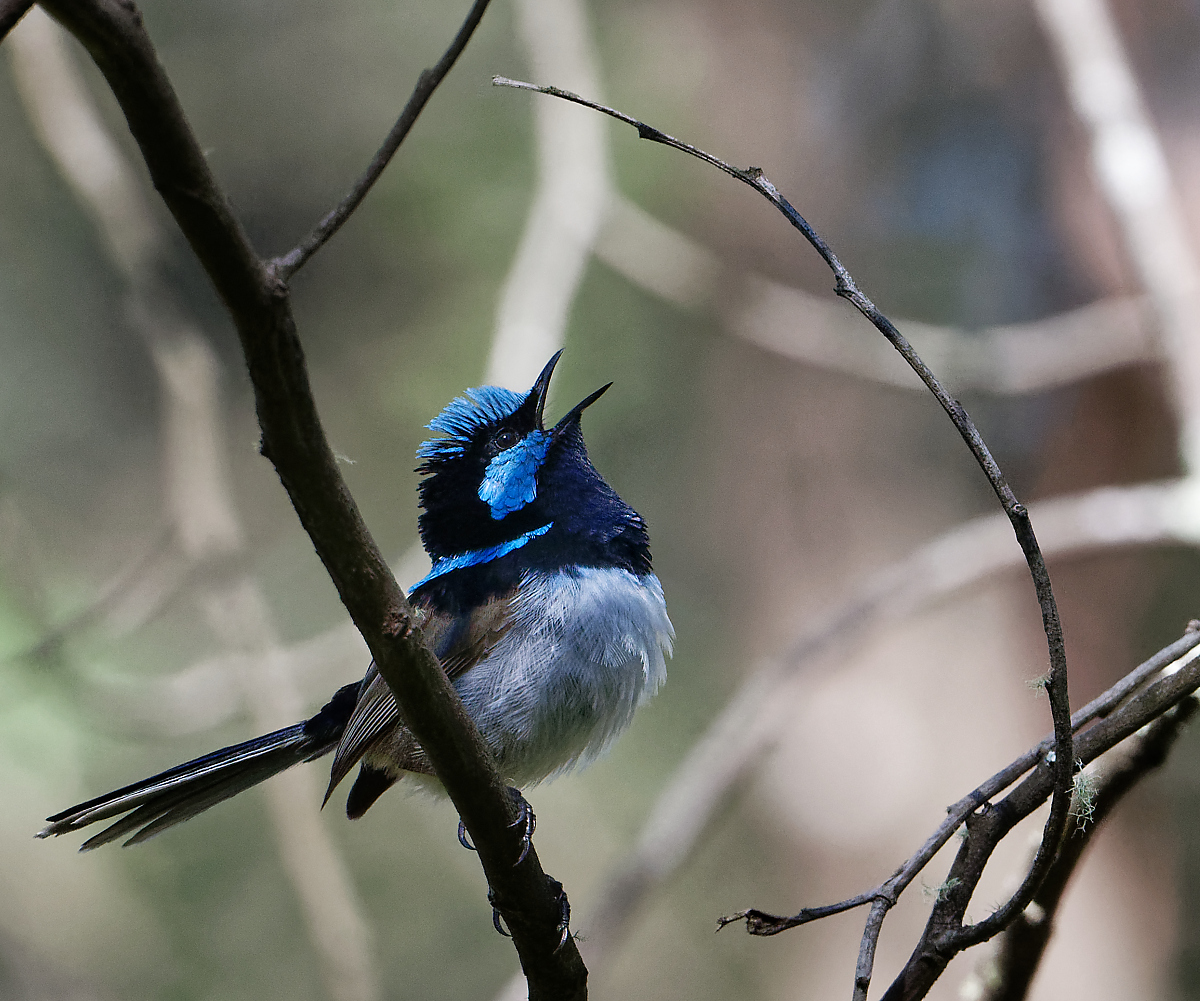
495;76;1072;1000
37;3;584;996
975;697;1199;1001
722;626;1200;926
269;0;492;281
879;632;1200;1000
714;626;1199;1001
8;14;382;994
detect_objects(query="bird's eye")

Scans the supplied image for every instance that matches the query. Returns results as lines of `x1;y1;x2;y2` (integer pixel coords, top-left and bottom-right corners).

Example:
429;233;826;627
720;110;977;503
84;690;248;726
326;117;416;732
493;429;519;451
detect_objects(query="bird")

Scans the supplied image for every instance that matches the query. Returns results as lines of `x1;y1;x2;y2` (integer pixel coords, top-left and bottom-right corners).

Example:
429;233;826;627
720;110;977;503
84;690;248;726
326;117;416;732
37;351;673;851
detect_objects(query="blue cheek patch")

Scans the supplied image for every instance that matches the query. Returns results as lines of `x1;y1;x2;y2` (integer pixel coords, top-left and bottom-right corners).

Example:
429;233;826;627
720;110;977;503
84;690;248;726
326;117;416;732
410;522;553;592
478;432;550;519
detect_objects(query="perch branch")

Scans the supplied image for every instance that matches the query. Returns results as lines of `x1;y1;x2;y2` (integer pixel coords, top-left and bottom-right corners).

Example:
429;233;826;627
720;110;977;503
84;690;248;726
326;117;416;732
37;3;584;996
495;76;1072;1000
269;0;492;280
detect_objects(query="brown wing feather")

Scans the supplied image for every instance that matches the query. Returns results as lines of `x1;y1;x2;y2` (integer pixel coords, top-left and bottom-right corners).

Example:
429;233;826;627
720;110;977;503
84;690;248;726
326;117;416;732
323;589;517;803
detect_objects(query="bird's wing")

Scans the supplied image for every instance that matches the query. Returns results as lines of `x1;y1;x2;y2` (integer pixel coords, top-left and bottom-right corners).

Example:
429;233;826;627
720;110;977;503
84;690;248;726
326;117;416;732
324;591;516;799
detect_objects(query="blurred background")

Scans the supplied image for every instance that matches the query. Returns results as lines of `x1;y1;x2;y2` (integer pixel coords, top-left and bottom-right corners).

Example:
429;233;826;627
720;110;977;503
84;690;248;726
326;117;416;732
2;0;1200;998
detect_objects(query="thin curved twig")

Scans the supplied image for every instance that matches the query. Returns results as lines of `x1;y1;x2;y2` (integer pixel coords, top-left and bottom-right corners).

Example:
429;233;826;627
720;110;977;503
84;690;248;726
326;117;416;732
270;0;492;281
531;476;1200;984
495;76;1072;1000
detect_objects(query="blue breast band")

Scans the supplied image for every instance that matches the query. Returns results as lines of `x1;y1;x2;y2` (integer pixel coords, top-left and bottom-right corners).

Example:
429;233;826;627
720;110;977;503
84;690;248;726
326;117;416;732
410;522;553;592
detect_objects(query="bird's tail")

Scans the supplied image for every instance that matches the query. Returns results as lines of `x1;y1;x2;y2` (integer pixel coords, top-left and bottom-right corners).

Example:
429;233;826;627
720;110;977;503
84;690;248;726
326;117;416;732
38;681;360;851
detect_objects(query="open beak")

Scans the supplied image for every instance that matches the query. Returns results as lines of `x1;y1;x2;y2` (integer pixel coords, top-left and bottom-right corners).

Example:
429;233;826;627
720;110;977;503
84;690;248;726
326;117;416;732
552;382;612;439
527;350;563;430
522;351;611;436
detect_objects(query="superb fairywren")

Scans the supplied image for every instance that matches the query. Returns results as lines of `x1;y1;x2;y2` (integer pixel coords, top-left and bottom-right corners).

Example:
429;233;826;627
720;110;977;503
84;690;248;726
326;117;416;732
39;351;673;849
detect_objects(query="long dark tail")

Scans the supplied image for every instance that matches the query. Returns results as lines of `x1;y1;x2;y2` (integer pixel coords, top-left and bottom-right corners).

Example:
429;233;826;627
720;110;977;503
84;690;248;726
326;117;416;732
38;682;360;851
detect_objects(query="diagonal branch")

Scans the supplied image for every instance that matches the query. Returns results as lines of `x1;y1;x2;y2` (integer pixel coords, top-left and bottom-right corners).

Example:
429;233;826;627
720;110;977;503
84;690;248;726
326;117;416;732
495;76;1072;1000
36;3;584;997
269;0;492;281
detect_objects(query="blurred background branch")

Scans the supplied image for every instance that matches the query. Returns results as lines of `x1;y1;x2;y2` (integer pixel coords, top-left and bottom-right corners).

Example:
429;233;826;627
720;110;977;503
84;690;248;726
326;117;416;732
598;200;1160;395
6;11;379;1001
1034;0;1200;473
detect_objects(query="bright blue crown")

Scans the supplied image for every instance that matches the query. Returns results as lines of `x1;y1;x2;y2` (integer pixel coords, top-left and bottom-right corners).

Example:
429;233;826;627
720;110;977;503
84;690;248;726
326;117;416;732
416;385;525;462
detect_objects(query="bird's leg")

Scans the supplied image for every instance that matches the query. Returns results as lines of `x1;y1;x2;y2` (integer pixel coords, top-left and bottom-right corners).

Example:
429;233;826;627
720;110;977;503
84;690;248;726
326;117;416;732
507;786;536;865
457;819;476;851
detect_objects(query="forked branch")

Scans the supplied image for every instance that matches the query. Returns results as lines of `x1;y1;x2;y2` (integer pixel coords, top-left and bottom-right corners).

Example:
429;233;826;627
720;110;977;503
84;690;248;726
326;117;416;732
973;695;1199;1001
718;626;1200;941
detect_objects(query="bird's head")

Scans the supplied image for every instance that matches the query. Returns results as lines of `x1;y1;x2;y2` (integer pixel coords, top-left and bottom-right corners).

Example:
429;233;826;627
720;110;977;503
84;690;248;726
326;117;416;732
415;351;635;562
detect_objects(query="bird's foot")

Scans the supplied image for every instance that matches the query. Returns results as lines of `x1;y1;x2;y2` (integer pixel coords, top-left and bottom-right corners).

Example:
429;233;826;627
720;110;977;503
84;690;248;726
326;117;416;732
507;786;535;866
456;788;534;864
485;882;571;948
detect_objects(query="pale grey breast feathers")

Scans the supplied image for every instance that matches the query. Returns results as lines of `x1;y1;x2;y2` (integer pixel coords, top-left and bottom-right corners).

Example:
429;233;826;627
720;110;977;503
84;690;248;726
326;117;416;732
327;566;673;794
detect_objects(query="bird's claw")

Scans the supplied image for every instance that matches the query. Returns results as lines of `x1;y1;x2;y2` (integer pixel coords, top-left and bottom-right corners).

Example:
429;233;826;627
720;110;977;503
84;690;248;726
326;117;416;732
488;887;511;937
466;789;543;938
554;883;572;950
507;787;535;866
486;883;571;948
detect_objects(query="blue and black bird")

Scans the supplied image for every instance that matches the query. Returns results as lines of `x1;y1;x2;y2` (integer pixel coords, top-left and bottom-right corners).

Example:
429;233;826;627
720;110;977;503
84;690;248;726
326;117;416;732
38;352;673;849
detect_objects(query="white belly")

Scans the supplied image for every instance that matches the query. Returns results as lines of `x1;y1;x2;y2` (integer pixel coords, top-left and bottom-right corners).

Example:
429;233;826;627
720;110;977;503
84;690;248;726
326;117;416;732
452;566;673;787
